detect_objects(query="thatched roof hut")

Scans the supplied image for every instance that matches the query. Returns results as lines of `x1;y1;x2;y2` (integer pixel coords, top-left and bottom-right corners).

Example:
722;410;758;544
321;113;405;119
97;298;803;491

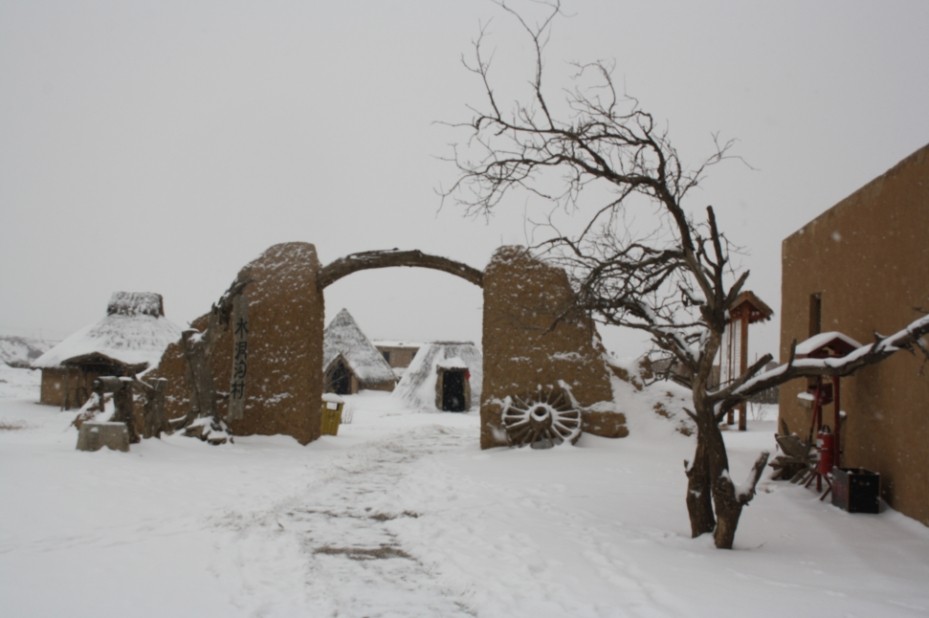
33;292;182;408
323;309;397;394
392;341;482;412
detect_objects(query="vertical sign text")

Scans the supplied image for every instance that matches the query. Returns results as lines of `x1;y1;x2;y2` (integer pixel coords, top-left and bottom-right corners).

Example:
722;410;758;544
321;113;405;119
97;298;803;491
228;294;248;421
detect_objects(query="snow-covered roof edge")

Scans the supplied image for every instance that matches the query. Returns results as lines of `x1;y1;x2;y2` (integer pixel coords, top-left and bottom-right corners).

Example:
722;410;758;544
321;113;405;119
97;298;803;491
795;331;862;356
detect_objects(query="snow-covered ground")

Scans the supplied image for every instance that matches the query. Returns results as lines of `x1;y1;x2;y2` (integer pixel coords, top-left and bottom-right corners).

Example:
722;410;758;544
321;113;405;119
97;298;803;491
0;335;55;368
1;366;928;617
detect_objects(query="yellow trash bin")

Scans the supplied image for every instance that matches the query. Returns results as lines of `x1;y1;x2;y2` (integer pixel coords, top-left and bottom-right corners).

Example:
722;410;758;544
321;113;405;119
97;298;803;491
320;395;344;436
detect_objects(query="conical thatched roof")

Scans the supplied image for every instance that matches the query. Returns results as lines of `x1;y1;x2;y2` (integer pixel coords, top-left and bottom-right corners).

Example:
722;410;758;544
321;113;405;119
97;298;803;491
393;341;483;411
33;292;182;371
323;309;396;385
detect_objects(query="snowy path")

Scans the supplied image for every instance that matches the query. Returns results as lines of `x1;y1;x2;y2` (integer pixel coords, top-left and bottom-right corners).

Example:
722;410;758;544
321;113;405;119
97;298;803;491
206;416;690;617
212;422;481;616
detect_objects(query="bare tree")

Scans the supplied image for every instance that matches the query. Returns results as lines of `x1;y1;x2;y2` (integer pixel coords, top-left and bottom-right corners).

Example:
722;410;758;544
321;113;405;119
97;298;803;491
444;0;929;549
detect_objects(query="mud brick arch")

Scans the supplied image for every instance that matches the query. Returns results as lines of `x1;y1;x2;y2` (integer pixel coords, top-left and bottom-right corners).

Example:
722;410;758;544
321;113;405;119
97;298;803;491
152;243;625;446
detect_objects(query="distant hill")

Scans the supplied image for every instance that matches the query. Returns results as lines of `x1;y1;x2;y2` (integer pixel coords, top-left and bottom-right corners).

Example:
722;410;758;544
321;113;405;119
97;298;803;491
0;335;56;368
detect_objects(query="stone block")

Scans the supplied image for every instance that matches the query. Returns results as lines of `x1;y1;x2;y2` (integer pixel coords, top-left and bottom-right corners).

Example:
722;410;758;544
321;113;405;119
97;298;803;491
151;242;325;445
480;246;625;448
76;421;130;452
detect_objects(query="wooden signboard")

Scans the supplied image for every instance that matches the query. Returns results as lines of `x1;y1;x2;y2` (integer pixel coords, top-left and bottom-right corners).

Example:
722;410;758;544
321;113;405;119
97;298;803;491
228;294;249;421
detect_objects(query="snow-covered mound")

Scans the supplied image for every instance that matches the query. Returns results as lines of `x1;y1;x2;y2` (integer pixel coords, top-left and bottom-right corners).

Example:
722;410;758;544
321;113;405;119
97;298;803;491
607;356;696;438
0;335;55;368
0;364;41;400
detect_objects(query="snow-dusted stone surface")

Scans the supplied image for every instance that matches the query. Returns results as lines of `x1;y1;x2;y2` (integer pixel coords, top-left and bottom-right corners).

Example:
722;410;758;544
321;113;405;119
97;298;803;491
76;421;129;452
481;246;624;448
152;242;324;444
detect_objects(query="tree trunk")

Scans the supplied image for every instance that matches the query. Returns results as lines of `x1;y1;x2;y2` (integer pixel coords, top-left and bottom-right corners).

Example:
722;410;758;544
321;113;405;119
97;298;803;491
685;435;715;537
711;472;742;549
712;450;770;549
697;414;741;548
685;347;722;539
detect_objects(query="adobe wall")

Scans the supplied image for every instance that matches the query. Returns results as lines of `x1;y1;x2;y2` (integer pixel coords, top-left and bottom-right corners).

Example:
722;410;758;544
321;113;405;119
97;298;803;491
40;367;101;409
480;246;626;449
39;368;70;407
153;242;325;444
376;345;419;370
780;144;929;525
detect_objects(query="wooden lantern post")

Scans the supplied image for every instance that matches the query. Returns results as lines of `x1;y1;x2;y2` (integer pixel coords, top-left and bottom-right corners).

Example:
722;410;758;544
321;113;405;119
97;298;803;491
795;331;861;481
723;291;774;431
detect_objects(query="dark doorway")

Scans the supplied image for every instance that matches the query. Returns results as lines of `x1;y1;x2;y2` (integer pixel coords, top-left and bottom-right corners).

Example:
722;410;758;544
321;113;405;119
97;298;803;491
441;369;467;412
327;360;352;395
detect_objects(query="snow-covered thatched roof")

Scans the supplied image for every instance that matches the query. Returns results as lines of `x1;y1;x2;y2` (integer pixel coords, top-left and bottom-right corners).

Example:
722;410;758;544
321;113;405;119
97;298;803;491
393;341;483;411
32;292;182;371
106;291;164;317
323;309;396;385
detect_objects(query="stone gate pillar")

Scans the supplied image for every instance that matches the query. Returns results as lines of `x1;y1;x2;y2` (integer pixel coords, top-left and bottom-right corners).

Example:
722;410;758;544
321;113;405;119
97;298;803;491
153;242;325;444
480;246;626;449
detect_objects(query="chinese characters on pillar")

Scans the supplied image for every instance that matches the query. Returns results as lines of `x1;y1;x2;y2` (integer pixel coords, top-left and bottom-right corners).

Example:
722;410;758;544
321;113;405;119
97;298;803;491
228;294;248;421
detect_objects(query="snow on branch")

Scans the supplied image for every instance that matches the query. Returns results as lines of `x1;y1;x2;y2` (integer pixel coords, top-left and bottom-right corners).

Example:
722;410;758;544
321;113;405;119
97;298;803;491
736;451;770;505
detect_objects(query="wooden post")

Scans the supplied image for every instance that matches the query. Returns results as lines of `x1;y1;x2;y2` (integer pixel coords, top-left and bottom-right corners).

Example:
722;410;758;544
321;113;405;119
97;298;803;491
738;311;749;431
140;378;167;438
832;374;841;468
726;323;736;425
722;292;773;431
94;376;139;444
181;328;215;425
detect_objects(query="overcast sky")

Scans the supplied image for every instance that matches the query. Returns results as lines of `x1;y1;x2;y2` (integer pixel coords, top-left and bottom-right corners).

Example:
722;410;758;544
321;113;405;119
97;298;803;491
2;0;928;361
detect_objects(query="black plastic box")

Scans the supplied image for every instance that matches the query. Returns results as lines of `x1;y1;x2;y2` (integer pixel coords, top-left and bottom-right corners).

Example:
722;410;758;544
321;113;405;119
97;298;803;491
832;467;880;513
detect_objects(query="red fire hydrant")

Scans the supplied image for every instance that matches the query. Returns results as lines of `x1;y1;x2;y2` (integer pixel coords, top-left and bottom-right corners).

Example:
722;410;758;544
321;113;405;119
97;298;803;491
816;426;835;476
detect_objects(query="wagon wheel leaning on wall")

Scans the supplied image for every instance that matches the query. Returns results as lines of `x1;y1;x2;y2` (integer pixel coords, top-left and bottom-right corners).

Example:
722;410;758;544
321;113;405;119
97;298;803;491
501;384;582;449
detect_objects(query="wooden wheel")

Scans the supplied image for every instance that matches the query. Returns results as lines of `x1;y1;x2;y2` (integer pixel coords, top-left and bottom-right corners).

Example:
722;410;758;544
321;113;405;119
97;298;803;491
501;386;582;448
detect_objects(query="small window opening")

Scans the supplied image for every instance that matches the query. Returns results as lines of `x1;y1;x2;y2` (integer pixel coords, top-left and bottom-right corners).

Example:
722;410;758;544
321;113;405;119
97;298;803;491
809;292;822;337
